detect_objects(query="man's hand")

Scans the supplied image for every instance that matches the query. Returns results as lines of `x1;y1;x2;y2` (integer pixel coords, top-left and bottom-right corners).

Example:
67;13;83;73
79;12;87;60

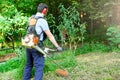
56;46;63;52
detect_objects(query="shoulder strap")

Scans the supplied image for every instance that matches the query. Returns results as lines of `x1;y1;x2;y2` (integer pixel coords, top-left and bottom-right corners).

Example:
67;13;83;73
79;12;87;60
34;16;44;33
35;17;47;41
27;15;46;41
27;15;44;31
34;16;46;41
35;16;44;20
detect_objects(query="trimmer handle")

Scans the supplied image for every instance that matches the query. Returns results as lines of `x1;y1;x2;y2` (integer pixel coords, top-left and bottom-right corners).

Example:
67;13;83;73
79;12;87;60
33;46;56;57
44;47;56;53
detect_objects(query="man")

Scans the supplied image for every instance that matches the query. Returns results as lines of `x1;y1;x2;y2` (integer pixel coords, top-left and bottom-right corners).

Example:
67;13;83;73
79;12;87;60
22;3;62;80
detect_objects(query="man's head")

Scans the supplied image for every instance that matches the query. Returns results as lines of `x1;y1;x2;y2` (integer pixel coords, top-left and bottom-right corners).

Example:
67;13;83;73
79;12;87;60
37;3;48;15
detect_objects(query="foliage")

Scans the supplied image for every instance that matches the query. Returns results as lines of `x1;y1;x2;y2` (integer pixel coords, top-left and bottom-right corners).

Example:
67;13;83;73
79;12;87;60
80;0;114;20
58;3;86;49
12;0;37;15
0;12;28;38
1;50;120;80
1;1;120;79
1;13;27;35
46;14;56;35
80;23;87;46
106;26;120;48
79;0;118;43
75;42;110;56
0;47;77;79
44;50;77;72
14;47;26;80
0;49;14;56
0;1;28;48
0;47;25;73
14;48;77;79
1;0;119;48
0;58;20;72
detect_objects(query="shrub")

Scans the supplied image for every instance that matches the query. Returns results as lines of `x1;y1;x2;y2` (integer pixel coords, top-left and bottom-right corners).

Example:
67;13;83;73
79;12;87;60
106;26;120;49
75;42;110;55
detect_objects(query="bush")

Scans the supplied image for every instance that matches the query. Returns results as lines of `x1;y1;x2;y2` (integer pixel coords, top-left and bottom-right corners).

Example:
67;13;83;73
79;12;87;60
106;26;120;49
75;42;110;55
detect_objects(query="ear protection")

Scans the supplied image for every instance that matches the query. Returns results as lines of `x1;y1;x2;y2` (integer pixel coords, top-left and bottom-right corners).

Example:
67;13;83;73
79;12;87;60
42;8;48;14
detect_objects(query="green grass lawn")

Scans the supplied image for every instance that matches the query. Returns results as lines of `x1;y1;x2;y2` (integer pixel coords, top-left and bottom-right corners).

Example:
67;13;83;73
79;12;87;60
42;52;120;80
1;51;120;80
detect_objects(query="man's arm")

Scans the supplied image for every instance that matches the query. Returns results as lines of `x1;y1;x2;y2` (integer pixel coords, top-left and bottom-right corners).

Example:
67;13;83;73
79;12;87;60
44;29;59;48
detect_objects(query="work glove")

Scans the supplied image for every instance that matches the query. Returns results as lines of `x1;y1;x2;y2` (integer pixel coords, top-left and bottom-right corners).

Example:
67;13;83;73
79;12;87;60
56;46;63;52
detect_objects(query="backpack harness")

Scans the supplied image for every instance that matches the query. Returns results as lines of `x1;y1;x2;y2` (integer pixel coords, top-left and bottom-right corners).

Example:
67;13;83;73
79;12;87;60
22;15;46;48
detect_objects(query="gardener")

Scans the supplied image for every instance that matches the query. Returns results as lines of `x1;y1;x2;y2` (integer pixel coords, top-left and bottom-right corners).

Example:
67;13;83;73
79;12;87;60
22;3;63;80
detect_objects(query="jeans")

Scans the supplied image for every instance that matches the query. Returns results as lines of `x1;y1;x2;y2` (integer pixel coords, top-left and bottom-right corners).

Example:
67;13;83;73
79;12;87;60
22;48;44;80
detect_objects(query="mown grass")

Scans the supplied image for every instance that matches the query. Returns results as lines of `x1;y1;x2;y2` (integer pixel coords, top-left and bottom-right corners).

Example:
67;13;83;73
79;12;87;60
42;52;120;80
0;58;20;72
0;47;24;73
44;50;77;72
0;42;120;80
1;51;120;80
75;42;112;56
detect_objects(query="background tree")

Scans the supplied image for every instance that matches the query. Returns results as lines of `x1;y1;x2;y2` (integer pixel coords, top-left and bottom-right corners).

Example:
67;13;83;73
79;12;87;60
1;0;120;49
0;1;28;48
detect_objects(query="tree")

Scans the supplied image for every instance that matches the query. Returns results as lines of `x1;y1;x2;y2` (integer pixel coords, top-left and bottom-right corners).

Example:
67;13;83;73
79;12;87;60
58;3;86;50
0;1;28;48
78;0;116;42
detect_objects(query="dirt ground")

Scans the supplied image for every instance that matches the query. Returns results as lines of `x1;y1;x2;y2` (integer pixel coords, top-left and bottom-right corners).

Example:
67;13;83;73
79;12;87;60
0;52;120;80
0;53;17;62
